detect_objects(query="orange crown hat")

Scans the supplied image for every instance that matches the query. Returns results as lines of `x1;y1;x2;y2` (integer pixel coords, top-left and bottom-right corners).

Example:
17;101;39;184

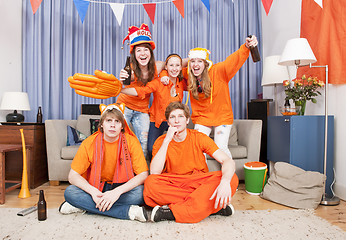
188;48;213;70
122;23;156;53
99;103;134;136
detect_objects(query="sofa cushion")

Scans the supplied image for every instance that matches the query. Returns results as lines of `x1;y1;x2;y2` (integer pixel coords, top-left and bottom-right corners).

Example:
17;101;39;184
209;125;238;145
229;126;238;146
66;125;87;146
188;121;239;146
61;145;80;160
229;145;247;159
90;118;101;134
76;114;100;136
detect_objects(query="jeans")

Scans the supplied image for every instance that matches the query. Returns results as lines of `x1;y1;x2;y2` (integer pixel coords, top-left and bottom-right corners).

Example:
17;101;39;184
123;107;150;157
64;184;144;220
194;124;233;158
147;121;169;161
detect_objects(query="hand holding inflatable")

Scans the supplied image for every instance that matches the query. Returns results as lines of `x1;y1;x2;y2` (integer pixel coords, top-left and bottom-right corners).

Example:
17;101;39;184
68;70;122;99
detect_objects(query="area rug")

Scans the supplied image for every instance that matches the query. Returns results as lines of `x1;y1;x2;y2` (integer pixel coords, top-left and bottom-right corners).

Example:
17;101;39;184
0;208;345;240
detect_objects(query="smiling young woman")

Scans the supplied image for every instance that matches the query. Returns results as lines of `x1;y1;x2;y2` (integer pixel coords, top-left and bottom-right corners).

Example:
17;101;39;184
184;36;258;159
117;24;162;159
119;54;186;161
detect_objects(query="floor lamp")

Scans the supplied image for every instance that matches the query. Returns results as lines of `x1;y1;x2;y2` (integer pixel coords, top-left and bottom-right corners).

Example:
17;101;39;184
261;55;290;116
278;38;340;206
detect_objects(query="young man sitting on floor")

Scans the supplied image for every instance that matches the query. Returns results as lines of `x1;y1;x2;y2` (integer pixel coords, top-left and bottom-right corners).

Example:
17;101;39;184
59;103;149;222
143;101;239;223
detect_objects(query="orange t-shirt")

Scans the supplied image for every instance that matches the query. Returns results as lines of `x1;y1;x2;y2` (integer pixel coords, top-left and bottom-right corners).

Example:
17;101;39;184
116;79;151;114
135;78;186;128
71;133;148;183
116;68;159;114
185;44;250;126
152;129;219;175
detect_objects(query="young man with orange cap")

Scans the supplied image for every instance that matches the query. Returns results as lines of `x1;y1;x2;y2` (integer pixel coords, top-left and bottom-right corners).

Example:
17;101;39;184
144;101;239;223
59;103;149;222
117;23;163;159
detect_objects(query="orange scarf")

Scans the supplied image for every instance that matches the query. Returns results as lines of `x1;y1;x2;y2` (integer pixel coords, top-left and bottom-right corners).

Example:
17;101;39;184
88;131;134;191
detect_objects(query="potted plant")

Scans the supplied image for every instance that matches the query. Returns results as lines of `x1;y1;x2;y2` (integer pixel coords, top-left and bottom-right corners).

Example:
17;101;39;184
283;75;324;115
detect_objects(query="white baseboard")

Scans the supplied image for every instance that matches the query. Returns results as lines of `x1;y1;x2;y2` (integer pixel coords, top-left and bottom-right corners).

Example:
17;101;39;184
334;183;346;201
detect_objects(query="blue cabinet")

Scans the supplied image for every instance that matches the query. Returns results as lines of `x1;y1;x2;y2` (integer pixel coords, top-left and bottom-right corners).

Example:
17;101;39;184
267;115;334;196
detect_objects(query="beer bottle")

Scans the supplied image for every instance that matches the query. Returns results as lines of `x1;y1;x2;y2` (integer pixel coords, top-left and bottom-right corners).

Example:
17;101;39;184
248;35;261;62
284;99;291;112
123;56;132;85
37;190;47;221
37;106;42;123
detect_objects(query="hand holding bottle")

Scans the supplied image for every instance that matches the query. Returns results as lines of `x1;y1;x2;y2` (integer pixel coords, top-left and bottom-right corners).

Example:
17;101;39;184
119;69;130;82
246;35;260;62
123;56;132;85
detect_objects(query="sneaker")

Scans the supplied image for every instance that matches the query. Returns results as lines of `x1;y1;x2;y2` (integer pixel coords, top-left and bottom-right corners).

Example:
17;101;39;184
59;201;85;215
128;205;148;222
151;205;175;222
213;204;235;216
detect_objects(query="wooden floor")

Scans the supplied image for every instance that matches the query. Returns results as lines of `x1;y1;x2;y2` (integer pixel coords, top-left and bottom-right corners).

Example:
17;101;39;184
1;182;345;231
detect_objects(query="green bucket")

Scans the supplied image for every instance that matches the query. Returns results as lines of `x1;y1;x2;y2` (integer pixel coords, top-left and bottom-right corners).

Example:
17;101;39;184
244;161;268;195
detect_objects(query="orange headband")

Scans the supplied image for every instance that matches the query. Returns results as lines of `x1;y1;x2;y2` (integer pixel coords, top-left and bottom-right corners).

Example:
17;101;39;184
165;54;182;65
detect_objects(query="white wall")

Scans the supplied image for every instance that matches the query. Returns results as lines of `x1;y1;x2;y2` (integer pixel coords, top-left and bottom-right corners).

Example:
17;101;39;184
0;0;23;122
1;0;345;200
261;0;346;200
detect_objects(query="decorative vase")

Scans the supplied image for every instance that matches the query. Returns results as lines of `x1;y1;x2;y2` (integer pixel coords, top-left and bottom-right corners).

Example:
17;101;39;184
295;100;306;115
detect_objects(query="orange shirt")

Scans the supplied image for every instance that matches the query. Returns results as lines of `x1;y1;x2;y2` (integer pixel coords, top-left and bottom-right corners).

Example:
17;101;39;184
117;68;158;114
135;78;186;128
185;44;250;126
71;133;148;183
116;79;151;114
152;129;219;175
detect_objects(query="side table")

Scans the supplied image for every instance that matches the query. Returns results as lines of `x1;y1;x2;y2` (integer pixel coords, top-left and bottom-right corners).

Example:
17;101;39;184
0;144;31;204
0;123;48;188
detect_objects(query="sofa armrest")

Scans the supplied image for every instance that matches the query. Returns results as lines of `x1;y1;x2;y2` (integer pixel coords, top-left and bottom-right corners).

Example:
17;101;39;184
233;119;262;162
45;119;78;181
45;120;78;154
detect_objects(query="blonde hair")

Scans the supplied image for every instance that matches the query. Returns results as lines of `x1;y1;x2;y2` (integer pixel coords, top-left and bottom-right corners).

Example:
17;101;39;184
187;60;211;100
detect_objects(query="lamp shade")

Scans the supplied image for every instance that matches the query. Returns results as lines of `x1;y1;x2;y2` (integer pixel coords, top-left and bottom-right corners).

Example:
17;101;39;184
0;92;31;111
278;38;317;66
262;55;290;86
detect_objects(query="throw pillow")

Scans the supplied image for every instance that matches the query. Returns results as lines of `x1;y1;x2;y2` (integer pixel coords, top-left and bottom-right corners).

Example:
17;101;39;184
90;119;100;134
67;125;87;146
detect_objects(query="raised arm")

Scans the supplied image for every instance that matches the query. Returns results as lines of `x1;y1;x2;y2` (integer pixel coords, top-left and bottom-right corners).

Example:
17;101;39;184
213;36;258;82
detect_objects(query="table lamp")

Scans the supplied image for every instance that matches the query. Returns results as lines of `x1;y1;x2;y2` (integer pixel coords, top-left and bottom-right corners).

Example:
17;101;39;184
0;92;31;122
278;38;340;206
262;55;290;116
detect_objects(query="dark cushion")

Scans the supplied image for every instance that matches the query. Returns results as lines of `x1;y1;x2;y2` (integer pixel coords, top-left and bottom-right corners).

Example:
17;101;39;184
66;125;87;146
89;118;100;134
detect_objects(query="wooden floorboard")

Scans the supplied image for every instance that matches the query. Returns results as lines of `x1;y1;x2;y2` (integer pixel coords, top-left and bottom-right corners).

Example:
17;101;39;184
0;182;345;231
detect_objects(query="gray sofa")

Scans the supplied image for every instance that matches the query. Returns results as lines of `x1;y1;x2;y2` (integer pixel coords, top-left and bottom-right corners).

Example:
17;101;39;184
45;115;262;185
45;114;100;185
